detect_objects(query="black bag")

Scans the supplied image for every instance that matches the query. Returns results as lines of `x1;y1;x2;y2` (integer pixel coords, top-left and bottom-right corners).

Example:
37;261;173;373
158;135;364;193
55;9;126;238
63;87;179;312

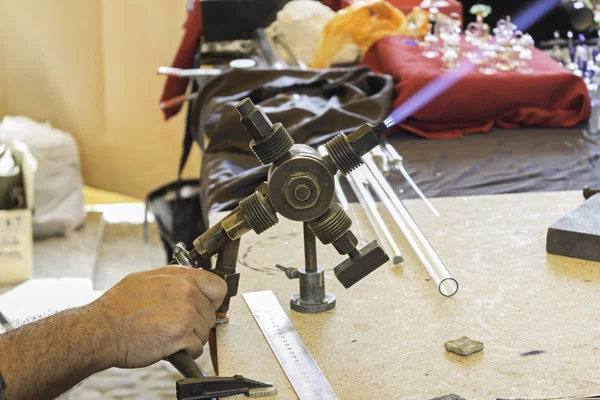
145;87;211;268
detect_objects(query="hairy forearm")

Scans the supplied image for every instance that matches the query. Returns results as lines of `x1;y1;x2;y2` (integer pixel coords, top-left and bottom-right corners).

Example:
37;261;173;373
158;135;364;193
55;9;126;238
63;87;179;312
0;305;115;400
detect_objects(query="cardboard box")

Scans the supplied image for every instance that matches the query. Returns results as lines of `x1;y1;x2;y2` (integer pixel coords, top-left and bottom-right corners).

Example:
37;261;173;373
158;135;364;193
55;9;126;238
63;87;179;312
0;140;36;285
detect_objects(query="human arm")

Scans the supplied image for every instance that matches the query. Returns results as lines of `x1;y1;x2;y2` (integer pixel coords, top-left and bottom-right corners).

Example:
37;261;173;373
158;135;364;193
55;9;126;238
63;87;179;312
0;267;226;400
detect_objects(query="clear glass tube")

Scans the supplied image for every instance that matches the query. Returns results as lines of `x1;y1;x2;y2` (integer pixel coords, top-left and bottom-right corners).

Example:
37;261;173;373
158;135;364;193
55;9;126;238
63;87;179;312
346;170;403;266
363;155;458;297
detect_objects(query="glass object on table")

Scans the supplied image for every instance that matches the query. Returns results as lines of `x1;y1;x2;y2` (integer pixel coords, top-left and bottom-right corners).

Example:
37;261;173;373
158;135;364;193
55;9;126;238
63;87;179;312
575;33;589;73
517;49;534;74
493;18;517;71
441;48;460;71
566;30;579;71
421;8;440;58
504;16;517;33
517;33;535;74
495;46;517;71
449;12;462;36
405;9;420;46
478;44;498;75
551;31;565;63
464;6;491;65
511;30;524;52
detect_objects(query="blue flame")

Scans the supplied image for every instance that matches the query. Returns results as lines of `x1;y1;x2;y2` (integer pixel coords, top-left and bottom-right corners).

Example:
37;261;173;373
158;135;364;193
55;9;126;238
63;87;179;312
384;63;473;127
513;0;561;31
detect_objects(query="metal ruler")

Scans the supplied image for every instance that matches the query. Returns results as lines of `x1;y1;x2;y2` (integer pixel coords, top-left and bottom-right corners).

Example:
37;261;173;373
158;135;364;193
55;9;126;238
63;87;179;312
243;291;338;400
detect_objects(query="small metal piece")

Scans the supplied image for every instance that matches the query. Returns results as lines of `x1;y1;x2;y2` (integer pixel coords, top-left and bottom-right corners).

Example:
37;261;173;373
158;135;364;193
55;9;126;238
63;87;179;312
238;191;278;234
325;133;363;175
250;123;294;165
583;186;600;199
236;98;273;141
333;240;388;288
267;145;335;222
284;173;320;209
317;145;348;210
235;99;293;164
444;336;484;357
324;123;384;175
172;242;195;268
214;239;242;314
294;184;311;201
290;267;337;313
287;223;336;313
308;203;352;245
331;231;359;256
247;386;279;397
347;124;382;157
275;264;300;279
303;222;318;273
176;375;275;400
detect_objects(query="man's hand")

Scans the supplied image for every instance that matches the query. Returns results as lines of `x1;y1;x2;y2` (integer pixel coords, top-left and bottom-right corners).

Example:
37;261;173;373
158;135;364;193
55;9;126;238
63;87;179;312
90;267;227;369
0;267;227;400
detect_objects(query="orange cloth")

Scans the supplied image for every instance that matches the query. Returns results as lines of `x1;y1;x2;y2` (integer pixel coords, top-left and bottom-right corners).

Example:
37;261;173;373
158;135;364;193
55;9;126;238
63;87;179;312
312;0;411;68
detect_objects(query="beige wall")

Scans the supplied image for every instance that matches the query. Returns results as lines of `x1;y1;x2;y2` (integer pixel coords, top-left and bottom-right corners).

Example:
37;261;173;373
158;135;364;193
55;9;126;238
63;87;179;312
0;0;202;198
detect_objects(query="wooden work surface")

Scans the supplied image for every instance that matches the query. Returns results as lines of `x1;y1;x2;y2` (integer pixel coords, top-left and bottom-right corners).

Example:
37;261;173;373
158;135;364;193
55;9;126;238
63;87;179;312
213;191;600;400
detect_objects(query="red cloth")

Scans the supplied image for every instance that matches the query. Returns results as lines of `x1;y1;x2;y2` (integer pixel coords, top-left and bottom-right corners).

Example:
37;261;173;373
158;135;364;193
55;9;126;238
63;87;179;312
362;35;592;139
159;0;203;120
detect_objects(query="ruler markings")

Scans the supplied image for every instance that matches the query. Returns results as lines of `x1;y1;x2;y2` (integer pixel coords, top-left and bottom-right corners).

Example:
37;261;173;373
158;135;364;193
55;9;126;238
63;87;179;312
243;291;338;400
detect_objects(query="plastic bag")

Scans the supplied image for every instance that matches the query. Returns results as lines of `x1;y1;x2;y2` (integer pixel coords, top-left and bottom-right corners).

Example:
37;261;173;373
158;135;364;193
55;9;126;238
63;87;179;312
0;116;85;238
266;0;337;66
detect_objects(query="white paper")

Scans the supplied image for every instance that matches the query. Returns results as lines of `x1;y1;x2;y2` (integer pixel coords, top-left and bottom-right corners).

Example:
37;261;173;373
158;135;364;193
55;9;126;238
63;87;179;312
0;278;103;323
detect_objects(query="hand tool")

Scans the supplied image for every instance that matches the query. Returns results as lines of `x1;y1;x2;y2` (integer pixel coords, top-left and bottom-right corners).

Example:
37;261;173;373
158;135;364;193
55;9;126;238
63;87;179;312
168;244;275;400
163;98;389;397
363;155;458;297
379;137;440;217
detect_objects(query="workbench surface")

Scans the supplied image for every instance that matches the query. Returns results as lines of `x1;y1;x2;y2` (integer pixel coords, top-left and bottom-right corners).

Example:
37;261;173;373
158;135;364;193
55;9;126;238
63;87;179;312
213;191;600;400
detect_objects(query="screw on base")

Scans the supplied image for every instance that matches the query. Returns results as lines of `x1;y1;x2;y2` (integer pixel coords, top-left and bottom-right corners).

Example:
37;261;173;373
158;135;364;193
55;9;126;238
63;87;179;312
290;292;336;314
